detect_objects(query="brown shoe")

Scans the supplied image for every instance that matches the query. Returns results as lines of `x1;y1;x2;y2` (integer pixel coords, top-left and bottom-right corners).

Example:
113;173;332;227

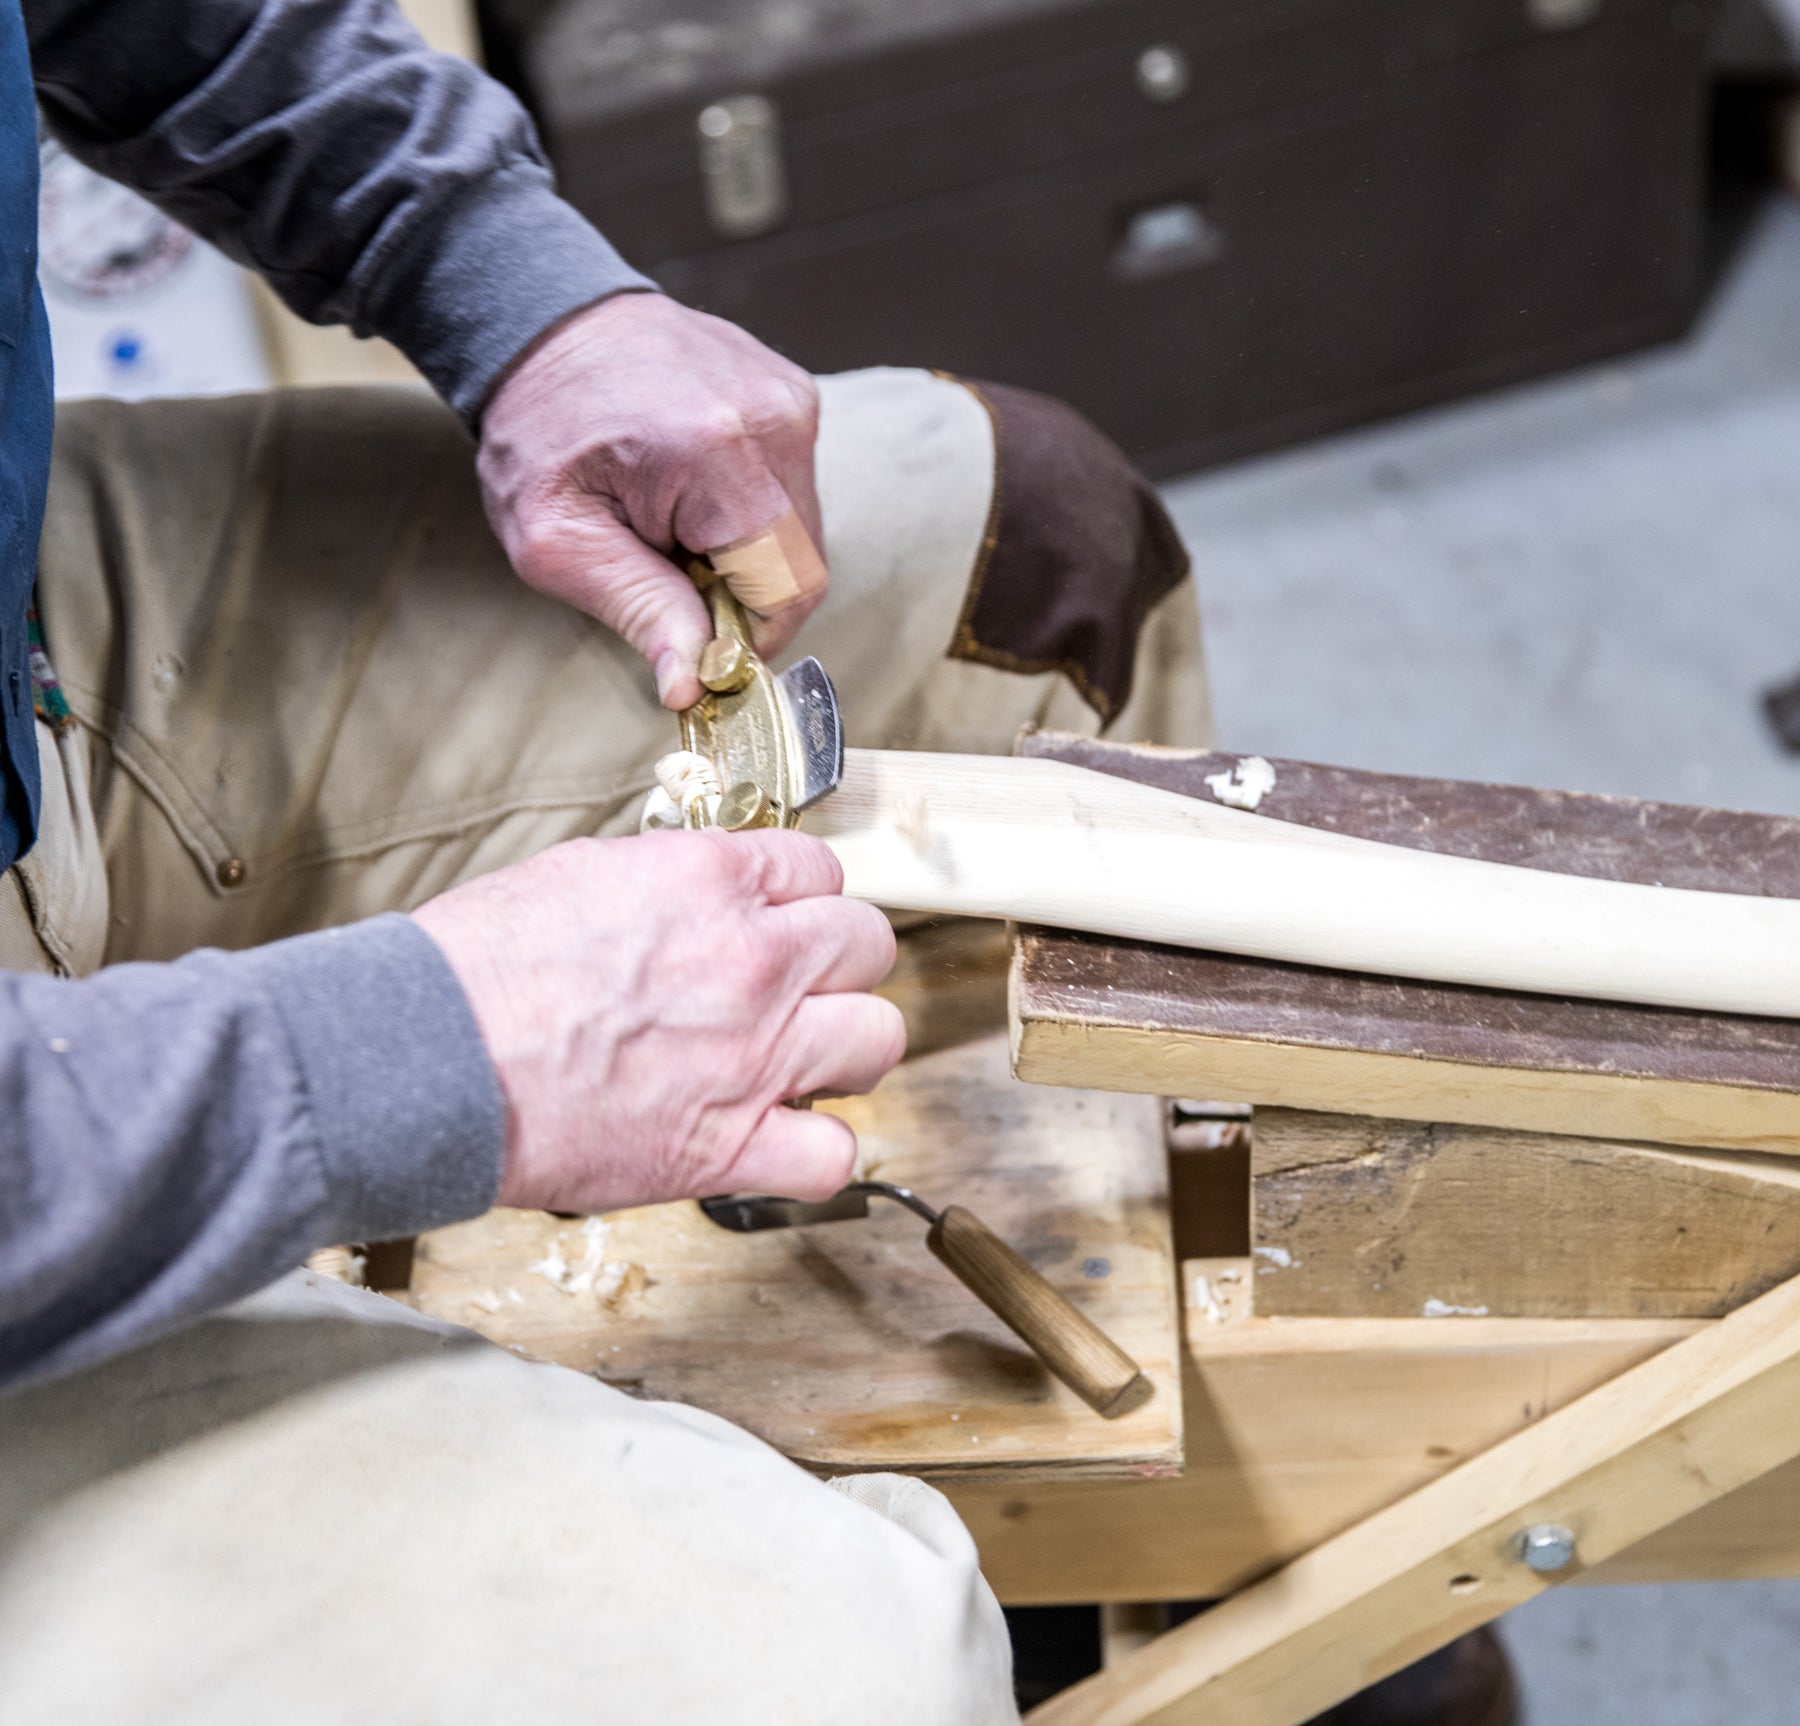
1303;1627;1517;1726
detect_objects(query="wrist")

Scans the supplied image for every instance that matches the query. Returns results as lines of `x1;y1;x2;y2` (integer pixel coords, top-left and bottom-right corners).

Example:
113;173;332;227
241;915;508;1243
409;900;531;1206
481;285;665;429
371;167;659;426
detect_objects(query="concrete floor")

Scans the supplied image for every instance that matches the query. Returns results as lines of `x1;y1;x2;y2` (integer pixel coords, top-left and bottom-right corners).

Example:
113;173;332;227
1158;192;1800;1722
1165;195;1800;817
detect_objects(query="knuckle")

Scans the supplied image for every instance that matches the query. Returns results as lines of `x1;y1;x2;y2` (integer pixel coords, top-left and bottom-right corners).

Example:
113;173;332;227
791;831;843;893
841;995;906;1078
644;833;727;904
746;829;832;900
508;520;565;584
688;402;750;455
597;425;655;483
727;831;786;895
687;827;743;870
784;374;821;437
743;379;813;443
727;921;792;1001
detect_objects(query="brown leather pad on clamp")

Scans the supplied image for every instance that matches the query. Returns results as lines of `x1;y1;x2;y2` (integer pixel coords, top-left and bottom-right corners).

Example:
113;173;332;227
707;507;828;615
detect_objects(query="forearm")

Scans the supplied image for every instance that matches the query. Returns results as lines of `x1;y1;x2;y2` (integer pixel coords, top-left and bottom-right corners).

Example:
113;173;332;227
0;915;503;1390
25;0;655;419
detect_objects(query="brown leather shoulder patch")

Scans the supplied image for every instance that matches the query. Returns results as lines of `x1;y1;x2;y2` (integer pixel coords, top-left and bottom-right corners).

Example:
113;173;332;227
945;378;1190;724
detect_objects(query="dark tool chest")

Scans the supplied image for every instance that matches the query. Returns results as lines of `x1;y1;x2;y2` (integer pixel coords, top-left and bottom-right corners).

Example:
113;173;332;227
493;0;1717;474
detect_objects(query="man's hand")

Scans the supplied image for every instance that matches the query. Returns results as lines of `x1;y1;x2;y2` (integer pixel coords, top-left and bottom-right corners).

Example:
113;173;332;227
411;828;902;1214
477;293;826;710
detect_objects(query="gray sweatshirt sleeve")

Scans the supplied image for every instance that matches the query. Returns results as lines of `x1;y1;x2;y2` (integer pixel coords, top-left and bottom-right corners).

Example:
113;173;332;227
7;4;605;1385
25;0;658;420
0;916;505;1390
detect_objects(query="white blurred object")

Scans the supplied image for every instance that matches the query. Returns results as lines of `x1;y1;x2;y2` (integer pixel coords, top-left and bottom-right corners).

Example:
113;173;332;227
38;137;270;400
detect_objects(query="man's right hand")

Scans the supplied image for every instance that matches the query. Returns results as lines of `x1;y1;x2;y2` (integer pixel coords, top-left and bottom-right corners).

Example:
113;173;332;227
411;829;903;1215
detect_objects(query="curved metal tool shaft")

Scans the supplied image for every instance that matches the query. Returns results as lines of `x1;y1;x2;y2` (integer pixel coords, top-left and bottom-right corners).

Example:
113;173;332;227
697;1179;1145;1416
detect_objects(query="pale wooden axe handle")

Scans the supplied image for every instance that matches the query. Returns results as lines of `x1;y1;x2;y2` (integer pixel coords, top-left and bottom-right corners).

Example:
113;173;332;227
810;749;1800;1020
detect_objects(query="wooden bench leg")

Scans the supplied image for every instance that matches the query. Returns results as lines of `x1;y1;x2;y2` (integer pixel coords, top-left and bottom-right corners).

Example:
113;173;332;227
1027;1265;1800;1725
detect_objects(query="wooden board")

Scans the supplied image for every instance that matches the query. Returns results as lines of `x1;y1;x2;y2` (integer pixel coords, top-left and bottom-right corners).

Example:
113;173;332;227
1030;1266;1800;1726
953;1257;1800;1606
1011;734;1800;1155
1252;1108;1800;1319
947;1258;1704;1602
402;1033;1182;1482
1592;1451;1800;1585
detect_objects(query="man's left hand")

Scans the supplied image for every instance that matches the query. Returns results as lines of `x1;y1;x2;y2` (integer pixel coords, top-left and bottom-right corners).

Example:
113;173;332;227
476;292;826;710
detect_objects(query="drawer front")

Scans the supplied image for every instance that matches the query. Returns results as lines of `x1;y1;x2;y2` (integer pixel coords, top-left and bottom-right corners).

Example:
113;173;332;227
544;0;1680;265
648;21;1707;467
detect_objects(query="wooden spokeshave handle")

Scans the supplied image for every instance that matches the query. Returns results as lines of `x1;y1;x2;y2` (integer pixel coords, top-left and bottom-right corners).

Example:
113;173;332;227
810;750;1800;1020
926;1204;1146;1417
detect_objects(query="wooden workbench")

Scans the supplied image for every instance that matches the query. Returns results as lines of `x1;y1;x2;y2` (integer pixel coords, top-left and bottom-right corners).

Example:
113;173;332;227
980;734;1800;1724
405;1030;1185;1483
392;734;1800;1724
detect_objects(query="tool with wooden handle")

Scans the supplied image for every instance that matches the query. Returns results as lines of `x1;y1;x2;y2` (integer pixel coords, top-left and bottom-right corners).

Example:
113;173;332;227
699;1181;1146;1417
924;1202;1146;1416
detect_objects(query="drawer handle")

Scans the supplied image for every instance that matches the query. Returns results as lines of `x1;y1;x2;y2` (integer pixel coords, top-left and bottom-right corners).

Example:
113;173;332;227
1135;43;1191;103
697;94;789;239
1111;200;1225;281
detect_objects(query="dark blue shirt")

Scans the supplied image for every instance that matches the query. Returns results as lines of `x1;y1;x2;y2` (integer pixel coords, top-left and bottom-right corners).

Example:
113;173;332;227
0;1;52;873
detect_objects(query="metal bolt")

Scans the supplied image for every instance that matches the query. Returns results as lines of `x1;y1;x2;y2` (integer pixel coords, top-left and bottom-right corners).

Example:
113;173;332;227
699;637;755;693
1516;1523;1578;1572
1135;44;1191;103
718;781;774;831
